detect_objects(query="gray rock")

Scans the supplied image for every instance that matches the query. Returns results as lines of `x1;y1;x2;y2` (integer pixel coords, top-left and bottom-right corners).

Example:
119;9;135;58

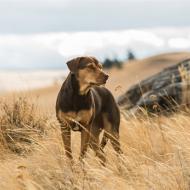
118;59;190;114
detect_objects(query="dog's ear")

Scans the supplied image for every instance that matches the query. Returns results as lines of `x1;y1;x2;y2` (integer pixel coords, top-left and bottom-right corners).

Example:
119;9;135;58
91;56;98;63
66;57;81;73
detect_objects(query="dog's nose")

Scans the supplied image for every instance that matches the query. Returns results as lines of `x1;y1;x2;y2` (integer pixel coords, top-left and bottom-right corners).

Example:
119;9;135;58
105;74;109;80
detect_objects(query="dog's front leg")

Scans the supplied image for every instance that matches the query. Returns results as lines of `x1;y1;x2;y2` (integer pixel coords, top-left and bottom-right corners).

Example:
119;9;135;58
80;127;90;160
60;123;73;160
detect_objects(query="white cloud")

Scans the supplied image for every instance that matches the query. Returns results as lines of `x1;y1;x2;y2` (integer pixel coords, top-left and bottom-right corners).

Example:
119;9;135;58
0;27;190;69
168;38;190;49
0;27;190;91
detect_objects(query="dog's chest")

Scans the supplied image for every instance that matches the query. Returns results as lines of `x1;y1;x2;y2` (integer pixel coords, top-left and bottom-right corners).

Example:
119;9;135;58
58;109;93;126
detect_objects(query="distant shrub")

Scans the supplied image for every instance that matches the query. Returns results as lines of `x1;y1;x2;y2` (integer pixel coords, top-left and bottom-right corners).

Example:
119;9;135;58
103;57;123;69
127;49;136;60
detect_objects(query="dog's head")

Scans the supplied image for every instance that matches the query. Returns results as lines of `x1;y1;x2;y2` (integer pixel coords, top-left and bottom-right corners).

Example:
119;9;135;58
66;56;109;93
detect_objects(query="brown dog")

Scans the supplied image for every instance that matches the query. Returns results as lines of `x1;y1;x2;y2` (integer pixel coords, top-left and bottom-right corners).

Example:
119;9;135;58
56;56;122;163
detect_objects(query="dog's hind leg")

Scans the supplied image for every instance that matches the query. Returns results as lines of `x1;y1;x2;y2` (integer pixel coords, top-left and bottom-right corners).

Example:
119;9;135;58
109;131;123;154
103;115;122;154
102;130;122;154
80;127;91;160
89;125;106;164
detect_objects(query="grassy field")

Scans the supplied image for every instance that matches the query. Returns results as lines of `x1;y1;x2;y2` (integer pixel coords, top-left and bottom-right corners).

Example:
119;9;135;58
1;97;190;189
1;52;190;190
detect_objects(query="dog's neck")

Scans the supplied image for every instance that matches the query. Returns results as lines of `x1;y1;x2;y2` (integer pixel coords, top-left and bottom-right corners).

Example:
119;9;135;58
60;73;92;112
70;73;91;95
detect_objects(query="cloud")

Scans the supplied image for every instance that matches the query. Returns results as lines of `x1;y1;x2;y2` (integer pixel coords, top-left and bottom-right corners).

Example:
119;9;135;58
0;34;66;69
168;38;190;49
0;27;190;69
1;26;190;92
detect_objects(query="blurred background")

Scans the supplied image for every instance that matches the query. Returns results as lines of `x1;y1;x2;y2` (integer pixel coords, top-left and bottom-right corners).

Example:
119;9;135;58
0;0;190;92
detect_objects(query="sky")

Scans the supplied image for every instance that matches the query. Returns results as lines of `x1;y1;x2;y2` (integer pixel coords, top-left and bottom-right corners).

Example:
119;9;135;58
0;0;190;69
0;0;190;33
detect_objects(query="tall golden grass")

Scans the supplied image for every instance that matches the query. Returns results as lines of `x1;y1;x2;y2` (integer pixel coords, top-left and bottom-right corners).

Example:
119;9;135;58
1;97;190;189
0;97;51;154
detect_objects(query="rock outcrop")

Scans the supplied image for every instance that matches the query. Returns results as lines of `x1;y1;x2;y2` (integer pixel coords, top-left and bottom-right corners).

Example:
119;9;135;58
118;59;190;114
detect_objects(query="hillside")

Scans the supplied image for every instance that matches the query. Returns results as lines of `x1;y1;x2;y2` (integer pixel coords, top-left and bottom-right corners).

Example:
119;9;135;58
106;52;190;97
1;52;190;189
2;52;190;112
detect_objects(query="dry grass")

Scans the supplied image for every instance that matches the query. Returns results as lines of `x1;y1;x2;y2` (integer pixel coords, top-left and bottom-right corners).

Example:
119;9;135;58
1;98;190;189
0;97;51;154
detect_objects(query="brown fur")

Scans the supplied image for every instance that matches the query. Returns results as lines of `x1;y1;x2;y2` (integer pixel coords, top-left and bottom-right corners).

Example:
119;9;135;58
56;56;122;164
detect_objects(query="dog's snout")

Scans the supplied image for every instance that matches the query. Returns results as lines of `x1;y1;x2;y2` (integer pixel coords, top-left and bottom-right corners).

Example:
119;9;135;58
105;74;109;80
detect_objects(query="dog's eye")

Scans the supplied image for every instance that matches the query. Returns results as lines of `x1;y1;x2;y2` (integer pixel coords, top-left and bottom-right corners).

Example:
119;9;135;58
87;64;95;70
